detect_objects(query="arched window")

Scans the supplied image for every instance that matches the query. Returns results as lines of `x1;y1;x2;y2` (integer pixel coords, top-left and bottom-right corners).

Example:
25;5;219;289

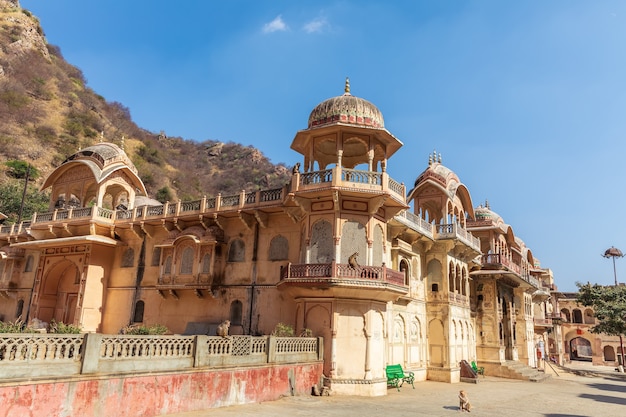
269;235;289;260
230;300;243;326
428;259;442;292
133;300;145;323
584;309;595;325
228;239;245;262
24;255;34;272
572;309;583;324
201;252;211;274
560;308;571;323
400;259;410;285
180;247;195;274
448;262;455;292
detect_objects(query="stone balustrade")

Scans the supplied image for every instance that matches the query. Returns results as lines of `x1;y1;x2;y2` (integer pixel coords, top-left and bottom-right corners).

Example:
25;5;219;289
281;262;406;287
0;333;323;381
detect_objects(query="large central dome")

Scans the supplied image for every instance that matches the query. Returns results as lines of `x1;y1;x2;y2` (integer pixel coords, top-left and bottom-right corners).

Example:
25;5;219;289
307;78;384;129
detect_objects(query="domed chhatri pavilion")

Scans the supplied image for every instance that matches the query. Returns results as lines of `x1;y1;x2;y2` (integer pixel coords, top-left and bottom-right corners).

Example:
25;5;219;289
0;79;561;395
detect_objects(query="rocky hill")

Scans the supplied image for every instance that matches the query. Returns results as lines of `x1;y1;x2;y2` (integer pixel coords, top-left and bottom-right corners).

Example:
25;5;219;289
0;0;291;223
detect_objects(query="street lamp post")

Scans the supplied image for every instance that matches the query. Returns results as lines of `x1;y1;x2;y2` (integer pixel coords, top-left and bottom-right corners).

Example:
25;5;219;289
603;246;625;367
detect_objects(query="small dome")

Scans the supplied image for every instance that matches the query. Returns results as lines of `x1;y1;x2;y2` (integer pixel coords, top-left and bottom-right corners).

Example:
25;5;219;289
474;202;501;222
412;151;459;190
307;78;384;129
62;142;138;175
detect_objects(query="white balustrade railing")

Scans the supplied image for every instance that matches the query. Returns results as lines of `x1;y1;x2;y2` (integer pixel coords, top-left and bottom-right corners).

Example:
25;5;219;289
0;333;322;381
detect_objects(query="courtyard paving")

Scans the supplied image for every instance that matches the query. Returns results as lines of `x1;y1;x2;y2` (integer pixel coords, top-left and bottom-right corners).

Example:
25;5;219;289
166;362;626;417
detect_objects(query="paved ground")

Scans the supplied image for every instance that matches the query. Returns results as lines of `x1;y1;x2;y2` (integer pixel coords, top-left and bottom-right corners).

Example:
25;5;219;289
165;362;626;417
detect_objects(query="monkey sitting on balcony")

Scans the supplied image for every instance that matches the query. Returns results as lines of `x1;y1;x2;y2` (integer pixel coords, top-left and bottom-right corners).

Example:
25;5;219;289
348;252;360;269
216;320;231;338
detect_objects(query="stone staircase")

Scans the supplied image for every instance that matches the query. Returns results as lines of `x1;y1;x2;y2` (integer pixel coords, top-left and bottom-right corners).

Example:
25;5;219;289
500;361;551;382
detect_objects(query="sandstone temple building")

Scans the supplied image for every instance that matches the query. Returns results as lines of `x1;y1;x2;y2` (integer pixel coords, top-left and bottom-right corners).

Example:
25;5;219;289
0;80;566;395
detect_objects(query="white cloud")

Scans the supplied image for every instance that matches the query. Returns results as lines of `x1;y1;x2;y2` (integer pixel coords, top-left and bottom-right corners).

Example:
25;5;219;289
303;17;328;34
263;15;288;33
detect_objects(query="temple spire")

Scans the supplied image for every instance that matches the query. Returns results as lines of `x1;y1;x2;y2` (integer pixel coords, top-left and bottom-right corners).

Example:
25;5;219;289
344;77;351;95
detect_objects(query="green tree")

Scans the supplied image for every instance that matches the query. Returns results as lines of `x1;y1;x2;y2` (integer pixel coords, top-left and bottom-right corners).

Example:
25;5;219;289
0;180;49;223
4;160;40;180
576;282;626;359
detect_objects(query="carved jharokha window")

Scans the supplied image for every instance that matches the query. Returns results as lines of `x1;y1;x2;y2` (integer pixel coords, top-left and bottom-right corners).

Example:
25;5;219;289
180;246;194;275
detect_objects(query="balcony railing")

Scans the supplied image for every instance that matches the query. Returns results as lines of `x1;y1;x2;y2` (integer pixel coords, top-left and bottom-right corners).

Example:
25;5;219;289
394;210;434;239
297;167;405;201
434;223;481;252
281;262;406;287
9;187;287;232
481;253;541;288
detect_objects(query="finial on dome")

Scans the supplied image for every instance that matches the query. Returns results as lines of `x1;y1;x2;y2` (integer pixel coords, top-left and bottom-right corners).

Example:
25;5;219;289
485;199;490;209
438;153;442;163
344;77;351;95
428;153;433;165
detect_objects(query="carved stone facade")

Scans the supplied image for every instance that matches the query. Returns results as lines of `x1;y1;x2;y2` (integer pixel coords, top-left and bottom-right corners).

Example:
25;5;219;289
0;81;566;395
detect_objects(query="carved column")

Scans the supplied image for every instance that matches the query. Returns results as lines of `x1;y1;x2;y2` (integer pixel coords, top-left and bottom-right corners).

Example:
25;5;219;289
330;328;338;378
364;324;372;379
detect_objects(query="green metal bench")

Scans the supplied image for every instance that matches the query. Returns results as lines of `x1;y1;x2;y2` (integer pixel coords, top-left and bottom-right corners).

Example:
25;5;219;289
471;361;485;377
385;364;415;391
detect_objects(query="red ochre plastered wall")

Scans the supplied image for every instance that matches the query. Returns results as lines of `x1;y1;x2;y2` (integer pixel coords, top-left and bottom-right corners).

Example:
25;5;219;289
0;363;323;417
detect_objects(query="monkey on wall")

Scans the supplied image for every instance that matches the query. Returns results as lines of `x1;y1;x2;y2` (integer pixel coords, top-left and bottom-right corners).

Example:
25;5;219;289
216;320;231;338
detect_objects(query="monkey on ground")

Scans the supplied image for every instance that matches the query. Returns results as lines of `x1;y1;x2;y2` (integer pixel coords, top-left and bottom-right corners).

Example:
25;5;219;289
459;390;471;412
216;320;231;338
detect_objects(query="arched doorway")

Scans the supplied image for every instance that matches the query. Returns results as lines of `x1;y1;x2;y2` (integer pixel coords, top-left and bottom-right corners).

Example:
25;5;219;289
36;260;81;325
603;345;616;362
569;337;592;361
428;319;444;367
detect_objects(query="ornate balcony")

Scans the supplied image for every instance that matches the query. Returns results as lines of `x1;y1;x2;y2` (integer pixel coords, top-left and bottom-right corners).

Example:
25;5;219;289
0;187;288;240
293;167;406;205
478;254;541;288
277;261;408;301
434;223;481;252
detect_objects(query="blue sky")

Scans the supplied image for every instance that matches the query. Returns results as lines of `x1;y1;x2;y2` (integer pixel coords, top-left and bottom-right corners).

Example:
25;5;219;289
20;1;626;292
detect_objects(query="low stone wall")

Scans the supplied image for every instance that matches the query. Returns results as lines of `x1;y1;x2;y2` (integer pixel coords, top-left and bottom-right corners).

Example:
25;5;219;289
0;362;323;417
0;333;324;416
0;333;322;380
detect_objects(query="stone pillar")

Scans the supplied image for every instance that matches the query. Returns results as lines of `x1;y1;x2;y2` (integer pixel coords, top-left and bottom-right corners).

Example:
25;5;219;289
80;333;103;374
364;327;372;379
330;329;338;378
